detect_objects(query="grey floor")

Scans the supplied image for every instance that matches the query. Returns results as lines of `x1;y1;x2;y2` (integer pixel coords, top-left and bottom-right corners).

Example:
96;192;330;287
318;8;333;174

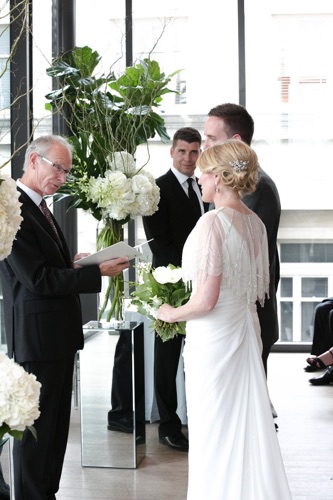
3;352;333;499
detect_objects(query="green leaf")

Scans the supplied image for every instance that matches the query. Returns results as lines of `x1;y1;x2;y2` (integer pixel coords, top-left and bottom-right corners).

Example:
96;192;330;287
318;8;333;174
72;46;101;77
8;429;24;440
26;426;37;441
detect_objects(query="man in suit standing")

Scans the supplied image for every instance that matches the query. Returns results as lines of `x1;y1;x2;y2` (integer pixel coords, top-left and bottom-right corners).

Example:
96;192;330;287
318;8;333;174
143;127;208;451
0;135;129;500
204;103;281;375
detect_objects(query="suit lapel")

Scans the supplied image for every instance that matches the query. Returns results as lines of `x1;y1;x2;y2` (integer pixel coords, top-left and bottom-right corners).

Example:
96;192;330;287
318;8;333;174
165;170;188;198
18;189;71;264
164;170;209;214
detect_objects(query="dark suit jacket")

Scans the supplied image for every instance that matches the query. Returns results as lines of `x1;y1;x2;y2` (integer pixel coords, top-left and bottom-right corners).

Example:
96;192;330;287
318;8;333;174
0;188;102;363
142;169;209;267
243;166;281;348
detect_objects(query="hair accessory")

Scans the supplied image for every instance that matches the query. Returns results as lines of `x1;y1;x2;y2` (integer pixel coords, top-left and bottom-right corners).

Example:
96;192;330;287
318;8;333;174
229;160;249;172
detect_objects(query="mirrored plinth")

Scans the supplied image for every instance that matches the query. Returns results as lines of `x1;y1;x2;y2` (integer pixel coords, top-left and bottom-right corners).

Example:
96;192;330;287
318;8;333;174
80;321;145;468
0;437;13;499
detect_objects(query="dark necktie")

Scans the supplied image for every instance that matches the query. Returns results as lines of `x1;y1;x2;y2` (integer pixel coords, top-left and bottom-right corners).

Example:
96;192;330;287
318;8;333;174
40;199;60;240
187;178;202;220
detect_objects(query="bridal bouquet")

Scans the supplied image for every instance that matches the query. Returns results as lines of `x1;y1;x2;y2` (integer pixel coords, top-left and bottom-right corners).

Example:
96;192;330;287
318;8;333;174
131;263;192;342
0;352;41;441
0;174;22;261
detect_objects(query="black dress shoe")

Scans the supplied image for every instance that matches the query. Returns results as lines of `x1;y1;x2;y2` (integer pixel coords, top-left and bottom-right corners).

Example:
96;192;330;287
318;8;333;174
159;435;189;452
309;366;333;385
107;417;133;433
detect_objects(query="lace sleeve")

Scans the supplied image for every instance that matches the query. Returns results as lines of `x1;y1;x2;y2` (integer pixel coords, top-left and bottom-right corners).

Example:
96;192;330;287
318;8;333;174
182;211;224;286
182;208;270;305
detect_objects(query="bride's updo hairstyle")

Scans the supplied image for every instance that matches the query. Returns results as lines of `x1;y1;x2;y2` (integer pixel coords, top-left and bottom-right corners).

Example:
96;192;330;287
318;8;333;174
197;139;259;197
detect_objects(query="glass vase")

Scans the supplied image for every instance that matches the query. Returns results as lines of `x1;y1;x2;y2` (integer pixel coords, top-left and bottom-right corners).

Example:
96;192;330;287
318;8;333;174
97;218;125;322
0;437;11;500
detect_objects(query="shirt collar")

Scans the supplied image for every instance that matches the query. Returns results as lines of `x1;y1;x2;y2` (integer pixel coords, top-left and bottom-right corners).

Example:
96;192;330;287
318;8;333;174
171;166;196;185
17;179;43;207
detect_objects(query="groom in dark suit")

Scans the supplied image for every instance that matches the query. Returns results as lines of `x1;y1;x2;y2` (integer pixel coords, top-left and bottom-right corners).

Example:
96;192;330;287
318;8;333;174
0;135;129;500
204;103;281;376
143;127;209;451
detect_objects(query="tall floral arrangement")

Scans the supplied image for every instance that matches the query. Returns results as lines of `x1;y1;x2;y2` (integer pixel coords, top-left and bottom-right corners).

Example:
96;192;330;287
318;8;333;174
0;174;22;261
61;149;159;320
45;46;179;320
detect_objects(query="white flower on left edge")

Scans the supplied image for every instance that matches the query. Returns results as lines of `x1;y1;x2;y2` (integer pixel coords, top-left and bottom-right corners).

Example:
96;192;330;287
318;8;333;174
0;174;23;261
0;352;41;439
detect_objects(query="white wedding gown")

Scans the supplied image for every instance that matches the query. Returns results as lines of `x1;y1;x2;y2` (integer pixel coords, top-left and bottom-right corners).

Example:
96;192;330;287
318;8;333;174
182;207;292;500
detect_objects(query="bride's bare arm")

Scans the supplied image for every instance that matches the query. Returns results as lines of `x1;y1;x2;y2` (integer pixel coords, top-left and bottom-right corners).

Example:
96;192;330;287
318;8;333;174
156;274;221;323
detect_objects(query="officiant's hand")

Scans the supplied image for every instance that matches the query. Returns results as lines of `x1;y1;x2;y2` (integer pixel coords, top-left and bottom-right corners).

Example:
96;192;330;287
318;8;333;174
72;253;91;268
99;257;130;276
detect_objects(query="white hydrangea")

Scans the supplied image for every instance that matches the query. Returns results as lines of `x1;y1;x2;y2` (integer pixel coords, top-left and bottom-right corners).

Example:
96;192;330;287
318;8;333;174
132;173;153;194
129;171;160;217
85;159;160;221
107;151;137;175
0;174;23;260
0;352;41;438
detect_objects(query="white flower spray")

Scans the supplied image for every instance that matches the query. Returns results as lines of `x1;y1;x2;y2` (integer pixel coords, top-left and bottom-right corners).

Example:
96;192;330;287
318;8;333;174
0;352;41;441
0;174;23;261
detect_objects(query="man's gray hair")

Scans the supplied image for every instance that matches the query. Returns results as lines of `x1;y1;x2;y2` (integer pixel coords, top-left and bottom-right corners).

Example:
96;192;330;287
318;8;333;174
23;135;73;171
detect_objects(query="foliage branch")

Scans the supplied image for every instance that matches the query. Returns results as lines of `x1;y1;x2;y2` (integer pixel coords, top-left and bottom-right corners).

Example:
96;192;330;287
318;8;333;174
45;45;179;215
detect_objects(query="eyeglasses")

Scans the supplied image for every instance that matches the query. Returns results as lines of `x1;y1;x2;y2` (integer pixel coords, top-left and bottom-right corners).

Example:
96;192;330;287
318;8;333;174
38;154;71;178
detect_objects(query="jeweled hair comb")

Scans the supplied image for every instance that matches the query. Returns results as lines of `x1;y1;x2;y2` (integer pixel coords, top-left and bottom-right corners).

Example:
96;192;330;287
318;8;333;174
229;160;249;172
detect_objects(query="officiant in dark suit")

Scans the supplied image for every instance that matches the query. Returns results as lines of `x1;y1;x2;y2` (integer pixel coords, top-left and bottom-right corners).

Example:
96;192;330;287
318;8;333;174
0;135;129;500
143;127;209;451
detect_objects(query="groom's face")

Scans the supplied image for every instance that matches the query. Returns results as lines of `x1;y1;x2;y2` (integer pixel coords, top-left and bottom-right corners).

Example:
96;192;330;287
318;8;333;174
203;116;230;150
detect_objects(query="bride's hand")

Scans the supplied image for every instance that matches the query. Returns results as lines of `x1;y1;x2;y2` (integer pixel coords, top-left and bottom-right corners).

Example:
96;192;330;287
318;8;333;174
156;304;176;323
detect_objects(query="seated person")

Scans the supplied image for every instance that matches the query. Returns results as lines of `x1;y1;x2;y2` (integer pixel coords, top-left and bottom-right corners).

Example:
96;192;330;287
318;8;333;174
306;347;333;385
304;298;333;372
306;348;333;370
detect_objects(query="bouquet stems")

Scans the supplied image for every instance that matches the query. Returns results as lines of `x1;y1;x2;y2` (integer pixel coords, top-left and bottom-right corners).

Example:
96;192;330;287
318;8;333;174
97;219;125;322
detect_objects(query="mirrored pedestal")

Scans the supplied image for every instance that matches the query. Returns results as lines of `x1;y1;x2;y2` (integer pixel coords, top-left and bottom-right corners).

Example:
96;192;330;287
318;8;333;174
80;321;145;468
0;437;13;499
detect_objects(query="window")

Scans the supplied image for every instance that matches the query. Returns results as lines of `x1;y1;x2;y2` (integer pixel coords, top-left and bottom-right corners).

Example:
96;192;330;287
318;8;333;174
279;243;333;343
279;271;331;343
281;244;333;263
0;24;10;110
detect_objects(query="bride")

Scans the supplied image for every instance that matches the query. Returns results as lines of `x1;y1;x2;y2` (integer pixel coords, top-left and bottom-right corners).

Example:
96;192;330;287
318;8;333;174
157;140;292;500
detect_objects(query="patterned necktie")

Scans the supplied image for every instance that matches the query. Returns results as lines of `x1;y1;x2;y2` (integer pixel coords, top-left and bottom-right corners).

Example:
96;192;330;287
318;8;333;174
40;199;60;240
187;178;202;219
